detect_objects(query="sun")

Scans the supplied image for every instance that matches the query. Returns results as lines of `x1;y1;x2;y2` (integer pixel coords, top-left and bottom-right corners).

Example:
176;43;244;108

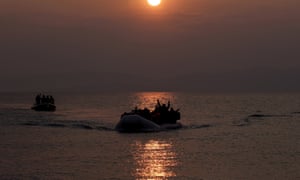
147;0;161;7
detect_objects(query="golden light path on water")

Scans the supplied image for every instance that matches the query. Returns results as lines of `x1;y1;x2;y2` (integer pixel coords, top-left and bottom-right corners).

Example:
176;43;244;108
131;92;178;111
128;92;179;179
131;140;178;179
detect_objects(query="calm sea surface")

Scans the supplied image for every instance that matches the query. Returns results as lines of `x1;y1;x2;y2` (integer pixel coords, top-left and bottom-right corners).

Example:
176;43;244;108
0;92;299;179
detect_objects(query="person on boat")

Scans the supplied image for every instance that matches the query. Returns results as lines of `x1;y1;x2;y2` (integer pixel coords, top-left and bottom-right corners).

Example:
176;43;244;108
157;99;161;106
35;94;41;105
161;104;168;112
143;107;150;114
161;101;170;113
47;95;51;103
132;106;138;113
169;107;180;123
49;96;55;104
41;95;46;104
142;107;151;119
156;99;161;109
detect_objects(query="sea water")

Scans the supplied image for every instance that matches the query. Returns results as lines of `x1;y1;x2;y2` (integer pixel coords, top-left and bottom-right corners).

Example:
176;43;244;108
0;92;299;179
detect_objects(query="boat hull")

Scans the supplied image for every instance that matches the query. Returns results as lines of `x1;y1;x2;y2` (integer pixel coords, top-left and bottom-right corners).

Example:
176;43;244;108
31;103;56;112
115;115;182;133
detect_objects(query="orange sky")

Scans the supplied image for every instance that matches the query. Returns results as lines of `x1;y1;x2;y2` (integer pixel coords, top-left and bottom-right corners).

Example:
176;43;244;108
0;0;300;92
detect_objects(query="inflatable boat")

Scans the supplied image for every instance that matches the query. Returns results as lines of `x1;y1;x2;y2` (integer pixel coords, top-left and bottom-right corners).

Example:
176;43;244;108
31;103;56;112
115;114;182;133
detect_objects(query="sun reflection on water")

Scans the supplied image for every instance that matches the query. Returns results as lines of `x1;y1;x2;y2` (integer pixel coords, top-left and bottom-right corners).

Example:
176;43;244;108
132;140;178;180
131;92;178;111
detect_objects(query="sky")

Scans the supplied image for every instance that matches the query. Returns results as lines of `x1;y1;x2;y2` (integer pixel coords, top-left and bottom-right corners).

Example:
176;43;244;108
0;0;299;92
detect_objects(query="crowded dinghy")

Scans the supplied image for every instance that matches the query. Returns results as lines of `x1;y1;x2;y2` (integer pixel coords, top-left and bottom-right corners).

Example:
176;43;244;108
115;100;181;132
31;93;56;112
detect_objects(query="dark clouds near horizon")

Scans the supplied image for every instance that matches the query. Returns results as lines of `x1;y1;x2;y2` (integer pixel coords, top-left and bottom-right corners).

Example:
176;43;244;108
1;0;300;92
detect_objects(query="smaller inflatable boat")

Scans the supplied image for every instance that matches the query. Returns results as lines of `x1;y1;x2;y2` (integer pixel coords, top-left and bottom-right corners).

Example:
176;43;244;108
31;103;56;112
32;93;56;112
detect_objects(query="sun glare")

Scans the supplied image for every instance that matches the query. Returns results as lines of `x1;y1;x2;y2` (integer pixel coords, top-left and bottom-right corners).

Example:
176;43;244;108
147;0;161;7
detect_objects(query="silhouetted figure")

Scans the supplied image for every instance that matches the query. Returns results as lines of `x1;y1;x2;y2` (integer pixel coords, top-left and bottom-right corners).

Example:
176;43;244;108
46;96;50;103
49;96;55;104
41;95;46;104
157;99;161;106
156;99;161;109
35;94;41;105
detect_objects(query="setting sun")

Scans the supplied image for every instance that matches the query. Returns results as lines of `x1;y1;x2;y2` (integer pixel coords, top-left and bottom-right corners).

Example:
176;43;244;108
147;0;161;6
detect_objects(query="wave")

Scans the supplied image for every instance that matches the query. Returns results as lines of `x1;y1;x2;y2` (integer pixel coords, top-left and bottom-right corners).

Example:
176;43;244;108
20;120;115;131
233;113;294;127
182;124;211;129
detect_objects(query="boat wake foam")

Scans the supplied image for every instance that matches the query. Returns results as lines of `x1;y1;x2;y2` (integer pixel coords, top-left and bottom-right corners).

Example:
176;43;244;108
115;115;161;133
